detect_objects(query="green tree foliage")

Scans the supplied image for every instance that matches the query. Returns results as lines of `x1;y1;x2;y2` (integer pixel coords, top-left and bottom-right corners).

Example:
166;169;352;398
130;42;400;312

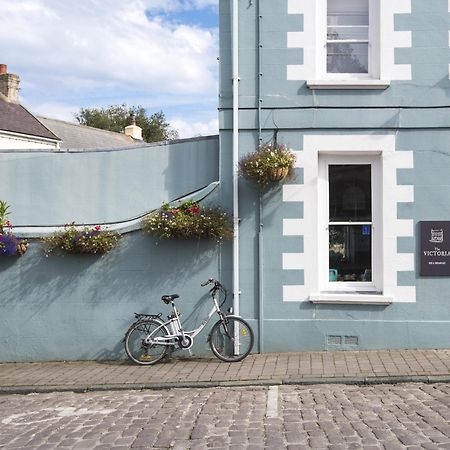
74;104;179;143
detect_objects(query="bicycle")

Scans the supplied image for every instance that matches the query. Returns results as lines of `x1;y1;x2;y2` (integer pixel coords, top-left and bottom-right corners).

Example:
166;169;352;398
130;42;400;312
124;278;254;365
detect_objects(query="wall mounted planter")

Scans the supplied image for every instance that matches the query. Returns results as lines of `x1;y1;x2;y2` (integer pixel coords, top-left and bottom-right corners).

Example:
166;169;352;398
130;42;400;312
142;200;233;242
43;224;120;255
0;234;28;256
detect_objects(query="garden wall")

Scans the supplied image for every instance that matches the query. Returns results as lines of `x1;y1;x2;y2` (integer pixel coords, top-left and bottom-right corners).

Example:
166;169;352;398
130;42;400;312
0;136;231;362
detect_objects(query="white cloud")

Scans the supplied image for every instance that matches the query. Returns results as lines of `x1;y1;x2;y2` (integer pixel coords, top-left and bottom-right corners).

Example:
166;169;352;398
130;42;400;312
27;102;77;123
0;0;219;124
170;117;218;138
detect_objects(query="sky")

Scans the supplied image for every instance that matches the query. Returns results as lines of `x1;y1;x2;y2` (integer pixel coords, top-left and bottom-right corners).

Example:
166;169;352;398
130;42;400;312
0;0;219;138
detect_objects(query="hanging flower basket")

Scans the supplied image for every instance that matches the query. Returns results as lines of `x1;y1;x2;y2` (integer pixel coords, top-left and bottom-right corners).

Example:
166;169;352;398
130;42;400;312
43;223;120;255
0;200;28;257
238;143;296;187
268;167;290;182
142;200;233;242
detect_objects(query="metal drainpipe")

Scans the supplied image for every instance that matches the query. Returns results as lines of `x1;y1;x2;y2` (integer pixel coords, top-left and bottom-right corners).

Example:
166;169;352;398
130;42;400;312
257;0;264;353
232;0;240;318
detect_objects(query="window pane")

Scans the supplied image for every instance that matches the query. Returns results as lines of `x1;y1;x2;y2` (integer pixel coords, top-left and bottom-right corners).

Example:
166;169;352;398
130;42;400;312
327;26;368;41
327;0;369;16
329;225;372;282
327;0;369;73
327;43;368;73
329;165;371;222
328;14;369;26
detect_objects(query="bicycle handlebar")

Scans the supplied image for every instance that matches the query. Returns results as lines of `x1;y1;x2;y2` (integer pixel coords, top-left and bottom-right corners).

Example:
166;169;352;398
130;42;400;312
201;278;221;288
201;278;227;307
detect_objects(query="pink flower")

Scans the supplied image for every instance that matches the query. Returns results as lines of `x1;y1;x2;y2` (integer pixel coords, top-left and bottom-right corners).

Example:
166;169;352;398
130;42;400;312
94;225;101;231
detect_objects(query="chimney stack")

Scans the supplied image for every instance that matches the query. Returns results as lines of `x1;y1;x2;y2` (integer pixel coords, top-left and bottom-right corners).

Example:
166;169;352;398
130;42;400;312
124;113;143;141
0;64;20;103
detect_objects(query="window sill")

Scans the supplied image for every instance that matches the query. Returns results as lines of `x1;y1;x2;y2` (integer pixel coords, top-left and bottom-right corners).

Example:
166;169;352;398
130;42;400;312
309;292;393;305
306;79;391;90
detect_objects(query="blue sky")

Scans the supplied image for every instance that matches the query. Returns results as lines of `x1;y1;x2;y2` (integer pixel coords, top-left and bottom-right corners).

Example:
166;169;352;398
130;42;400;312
0;0;219;138
145;6;218;28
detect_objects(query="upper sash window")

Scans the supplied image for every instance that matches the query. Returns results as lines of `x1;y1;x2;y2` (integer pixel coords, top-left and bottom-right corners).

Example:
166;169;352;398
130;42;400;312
327;0;369;74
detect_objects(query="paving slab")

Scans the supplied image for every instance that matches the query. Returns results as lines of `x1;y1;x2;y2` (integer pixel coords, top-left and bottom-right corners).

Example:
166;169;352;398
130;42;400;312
0;349;449;394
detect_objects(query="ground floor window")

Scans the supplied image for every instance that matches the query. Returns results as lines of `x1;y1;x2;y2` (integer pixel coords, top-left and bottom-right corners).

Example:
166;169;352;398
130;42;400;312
319;154;381;292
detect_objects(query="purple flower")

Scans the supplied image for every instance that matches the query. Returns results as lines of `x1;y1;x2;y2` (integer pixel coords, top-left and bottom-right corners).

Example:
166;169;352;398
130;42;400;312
0;234;18;256
71;230;100;244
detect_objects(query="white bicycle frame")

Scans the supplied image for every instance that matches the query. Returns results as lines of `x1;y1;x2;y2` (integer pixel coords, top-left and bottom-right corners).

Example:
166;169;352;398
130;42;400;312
144;293;224;347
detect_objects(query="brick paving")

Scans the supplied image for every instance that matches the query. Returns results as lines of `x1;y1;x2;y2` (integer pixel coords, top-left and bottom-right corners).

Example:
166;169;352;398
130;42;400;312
0;383;450;449
0;349;449;393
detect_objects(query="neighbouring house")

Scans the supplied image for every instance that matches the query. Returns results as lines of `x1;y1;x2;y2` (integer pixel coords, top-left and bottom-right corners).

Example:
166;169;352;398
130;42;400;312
37;116;143;150
0;64;60;150
0;0;450;363
0;63;143;151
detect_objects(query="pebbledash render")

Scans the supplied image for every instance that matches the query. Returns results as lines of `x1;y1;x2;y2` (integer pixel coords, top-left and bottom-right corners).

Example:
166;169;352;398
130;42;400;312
218;0;450;352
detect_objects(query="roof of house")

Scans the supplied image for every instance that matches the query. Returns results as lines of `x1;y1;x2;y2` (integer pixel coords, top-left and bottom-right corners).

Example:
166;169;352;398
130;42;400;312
37;117;141;150
0;95;59;141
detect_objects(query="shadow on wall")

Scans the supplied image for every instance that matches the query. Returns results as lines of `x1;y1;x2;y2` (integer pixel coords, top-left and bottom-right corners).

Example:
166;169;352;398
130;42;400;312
0;233;216;306
0;231;222;362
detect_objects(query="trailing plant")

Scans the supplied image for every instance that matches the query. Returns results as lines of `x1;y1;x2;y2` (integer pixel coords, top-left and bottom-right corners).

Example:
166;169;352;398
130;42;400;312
0;200;28;256
142;200;233;242
0;200;11;234
43;223;120;255
238;142;296;187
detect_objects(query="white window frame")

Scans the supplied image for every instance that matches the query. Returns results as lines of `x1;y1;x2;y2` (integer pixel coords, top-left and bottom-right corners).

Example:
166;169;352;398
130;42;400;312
307;0;387;89
318;154;382;293
282;135;414;304
319;0;380;79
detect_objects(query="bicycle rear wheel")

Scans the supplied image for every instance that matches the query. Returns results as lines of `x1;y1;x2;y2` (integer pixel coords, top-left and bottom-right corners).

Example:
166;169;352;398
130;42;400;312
209;316;254;362
124;319;169;365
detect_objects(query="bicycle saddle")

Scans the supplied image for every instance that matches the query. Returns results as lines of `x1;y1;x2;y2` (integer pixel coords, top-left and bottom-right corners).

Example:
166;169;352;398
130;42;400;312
161;294;179;304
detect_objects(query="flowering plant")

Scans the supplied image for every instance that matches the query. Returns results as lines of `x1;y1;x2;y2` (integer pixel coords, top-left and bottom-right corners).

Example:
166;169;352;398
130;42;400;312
0;200;28;256
142;200;233;242
43;223;120;255
238;143;296;186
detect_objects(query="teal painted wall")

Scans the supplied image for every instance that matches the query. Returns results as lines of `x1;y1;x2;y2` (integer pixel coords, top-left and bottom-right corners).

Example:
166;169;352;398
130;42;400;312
1;137;219;225
218;0;450;352
220;0;450;111
0;137;235;362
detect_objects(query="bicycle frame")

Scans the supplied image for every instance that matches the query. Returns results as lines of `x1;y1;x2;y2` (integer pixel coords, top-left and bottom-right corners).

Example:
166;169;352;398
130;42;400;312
143;290;224;347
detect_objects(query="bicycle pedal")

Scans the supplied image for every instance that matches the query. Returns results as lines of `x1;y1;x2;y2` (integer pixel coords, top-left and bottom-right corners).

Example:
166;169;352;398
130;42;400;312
139;354;152;361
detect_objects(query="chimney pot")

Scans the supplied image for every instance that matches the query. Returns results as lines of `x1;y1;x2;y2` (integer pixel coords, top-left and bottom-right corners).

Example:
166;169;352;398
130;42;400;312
0;64;7;75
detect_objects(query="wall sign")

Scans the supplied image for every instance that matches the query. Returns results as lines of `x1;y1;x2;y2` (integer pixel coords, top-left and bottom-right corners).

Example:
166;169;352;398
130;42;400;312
420;221;450;276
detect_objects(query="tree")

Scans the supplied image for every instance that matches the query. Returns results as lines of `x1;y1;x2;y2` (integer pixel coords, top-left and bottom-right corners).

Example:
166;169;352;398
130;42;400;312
74;104;179;143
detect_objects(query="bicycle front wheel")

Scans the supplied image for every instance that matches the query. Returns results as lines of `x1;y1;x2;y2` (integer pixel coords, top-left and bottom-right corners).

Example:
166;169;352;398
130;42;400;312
209;316;254;362
124;319;169;365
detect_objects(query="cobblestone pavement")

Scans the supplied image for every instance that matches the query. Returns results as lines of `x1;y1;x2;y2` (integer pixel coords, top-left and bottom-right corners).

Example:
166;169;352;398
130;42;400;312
0;383;449;449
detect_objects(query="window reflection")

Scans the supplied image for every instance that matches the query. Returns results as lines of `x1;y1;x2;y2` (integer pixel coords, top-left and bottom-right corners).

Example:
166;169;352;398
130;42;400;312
327;0;369;74
329;225;372;282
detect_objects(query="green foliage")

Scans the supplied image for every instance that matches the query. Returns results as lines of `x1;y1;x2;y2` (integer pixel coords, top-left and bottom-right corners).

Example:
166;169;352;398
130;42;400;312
0;200;28;256
0;200;11;233
74;104;179;143
142;200;233;242
238;143;296;187
43;224;120;255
